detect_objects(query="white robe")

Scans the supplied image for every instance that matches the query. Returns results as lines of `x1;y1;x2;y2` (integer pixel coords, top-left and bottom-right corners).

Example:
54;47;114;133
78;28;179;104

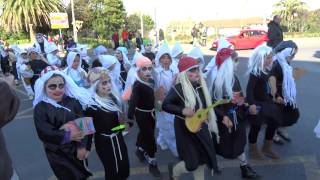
155;66;178;157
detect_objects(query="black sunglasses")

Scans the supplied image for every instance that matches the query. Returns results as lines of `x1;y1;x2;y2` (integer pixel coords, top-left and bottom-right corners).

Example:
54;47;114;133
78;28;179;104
47;83;65;90
141;66;153;71
101;79;112;86
188;67;200;73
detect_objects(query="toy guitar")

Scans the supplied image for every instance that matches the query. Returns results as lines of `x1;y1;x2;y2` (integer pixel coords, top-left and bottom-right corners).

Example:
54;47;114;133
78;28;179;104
185;99;229;133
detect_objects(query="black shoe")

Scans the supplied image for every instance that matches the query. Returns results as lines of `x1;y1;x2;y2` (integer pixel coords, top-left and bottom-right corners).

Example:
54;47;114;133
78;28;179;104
277;131;291;142
240;165;261;179
135;149;145;162
149;163;161;178
168;163;174;180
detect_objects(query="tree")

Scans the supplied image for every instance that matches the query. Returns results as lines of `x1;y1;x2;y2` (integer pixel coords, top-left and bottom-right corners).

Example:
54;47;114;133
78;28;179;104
126;13;155;37
0;0;65;32
67;0;93;30
273;0;307;32
89;0;126;39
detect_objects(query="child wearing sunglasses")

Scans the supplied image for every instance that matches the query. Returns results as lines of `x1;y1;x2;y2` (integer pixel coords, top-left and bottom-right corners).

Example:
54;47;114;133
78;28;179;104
127;56;161;178
33;69;97;179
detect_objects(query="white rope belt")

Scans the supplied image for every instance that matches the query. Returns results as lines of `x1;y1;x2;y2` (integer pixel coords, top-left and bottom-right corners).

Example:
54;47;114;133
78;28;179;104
100;132;122;173
135;107;155;119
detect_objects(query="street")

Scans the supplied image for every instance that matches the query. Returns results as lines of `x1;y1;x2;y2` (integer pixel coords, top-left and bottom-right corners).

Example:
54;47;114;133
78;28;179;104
2;38;320;180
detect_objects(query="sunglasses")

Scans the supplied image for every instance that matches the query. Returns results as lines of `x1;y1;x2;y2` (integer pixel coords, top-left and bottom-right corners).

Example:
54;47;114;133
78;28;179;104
47;83;65;90
188;67;200;73
141;66;153;71
101;79;112;86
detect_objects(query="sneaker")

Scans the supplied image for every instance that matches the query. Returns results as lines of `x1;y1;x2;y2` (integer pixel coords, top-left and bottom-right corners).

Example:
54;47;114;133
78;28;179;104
277;131;291;142
240;165;261;179
149;163;161;178
273;134;284;145
28;95;34;100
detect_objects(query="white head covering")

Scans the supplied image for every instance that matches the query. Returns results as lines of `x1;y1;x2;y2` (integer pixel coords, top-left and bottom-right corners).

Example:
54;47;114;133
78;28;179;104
188;47;205;70
46;43;60;66
275;47;297;106
155;43;171;67
247;44;273;76
205;38;233;92
34;34;50;54
171;42;184;58
99;55;122;93
116;47;130;65
64;52;86;85
27;47;40;55
93;45;108;57
88;69;122;112
33;70;96;111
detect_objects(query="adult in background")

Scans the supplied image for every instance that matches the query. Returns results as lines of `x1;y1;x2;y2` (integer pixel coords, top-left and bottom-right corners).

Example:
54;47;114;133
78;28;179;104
112;32;120;50
0;74;20;180
267;15;283;49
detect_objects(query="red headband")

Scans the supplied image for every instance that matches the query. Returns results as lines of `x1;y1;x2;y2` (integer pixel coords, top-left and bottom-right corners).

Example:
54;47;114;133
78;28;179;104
216;48;234;67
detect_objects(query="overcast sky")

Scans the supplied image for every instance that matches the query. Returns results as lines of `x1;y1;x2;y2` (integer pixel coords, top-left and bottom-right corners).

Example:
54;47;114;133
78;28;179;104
123;0;320;28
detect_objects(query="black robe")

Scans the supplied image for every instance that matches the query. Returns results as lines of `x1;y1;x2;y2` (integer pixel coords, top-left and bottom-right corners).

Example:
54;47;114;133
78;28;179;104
213;76;247;159
85;106;130;180
128;80;157;157
270;61;300;127
162;83;219;172
26;59;48;91
246;72;282;127
34;96;92;180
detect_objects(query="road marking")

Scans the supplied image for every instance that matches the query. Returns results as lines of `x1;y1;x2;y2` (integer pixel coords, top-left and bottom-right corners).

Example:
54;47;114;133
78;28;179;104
16;107;34;117
48;154;320;180
14;114;34;120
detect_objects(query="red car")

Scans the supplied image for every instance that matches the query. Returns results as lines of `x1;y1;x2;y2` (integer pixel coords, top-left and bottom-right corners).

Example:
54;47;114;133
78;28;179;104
211;29;269;50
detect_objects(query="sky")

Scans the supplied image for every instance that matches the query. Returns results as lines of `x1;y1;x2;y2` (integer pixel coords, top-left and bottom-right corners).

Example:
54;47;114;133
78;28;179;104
123;0;320;28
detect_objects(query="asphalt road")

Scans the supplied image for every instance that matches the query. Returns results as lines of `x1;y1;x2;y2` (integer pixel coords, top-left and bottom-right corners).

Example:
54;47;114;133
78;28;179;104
2;39;320;180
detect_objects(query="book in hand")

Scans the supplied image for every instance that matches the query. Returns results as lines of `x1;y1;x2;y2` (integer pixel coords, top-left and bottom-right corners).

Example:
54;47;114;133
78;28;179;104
60;117;96;135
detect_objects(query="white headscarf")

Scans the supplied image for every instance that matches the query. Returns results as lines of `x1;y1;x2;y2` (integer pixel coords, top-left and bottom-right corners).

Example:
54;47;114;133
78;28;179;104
247;44;273;76
99;55;122;94
205;38;233;93
116;47;130;65
188;47;205;70
155;43;171;67
93;45;108;57
213;57;234;99
64;52;86;85
171;42;184;58
88;71;122;112
34;35;50;54
275;47;297;106
46;42;60;66
33;70;96;111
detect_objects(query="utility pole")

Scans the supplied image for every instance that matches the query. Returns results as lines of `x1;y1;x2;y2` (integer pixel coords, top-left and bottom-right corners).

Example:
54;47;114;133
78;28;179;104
71;0;78;42
140;13;144;37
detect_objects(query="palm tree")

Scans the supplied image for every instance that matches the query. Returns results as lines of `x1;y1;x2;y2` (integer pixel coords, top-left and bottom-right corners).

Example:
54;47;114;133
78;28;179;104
273;0;307;32
0;0;65;35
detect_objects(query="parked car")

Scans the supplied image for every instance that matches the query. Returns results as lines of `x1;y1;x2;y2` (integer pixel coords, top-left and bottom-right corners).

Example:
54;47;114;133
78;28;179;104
211;29;269;50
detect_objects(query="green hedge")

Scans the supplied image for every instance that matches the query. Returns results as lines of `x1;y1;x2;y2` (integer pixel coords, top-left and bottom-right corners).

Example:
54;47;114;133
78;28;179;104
78;38;113;48
284;32;320;38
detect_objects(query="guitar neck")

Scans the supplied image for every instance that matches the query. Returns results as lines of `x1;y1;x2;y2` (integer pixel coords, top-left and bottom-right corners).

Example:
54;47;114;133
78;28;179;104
204;99;229;113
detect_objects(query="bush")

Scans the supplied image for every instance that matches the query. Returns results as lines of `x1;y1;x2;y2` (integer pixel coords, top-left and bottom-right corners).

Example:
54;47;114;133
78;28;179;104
284;32;320;38
78;37;113;48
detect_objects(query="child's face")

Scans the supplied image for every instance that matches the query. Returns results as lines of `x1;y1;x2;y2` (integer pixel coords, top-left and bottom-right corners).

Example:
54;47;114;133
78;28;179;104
97;79;112;97
186;67;200;83
72;55;81;69
160;54;171;70
145;44;152;52
115;50;123;61
138;65;153;81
